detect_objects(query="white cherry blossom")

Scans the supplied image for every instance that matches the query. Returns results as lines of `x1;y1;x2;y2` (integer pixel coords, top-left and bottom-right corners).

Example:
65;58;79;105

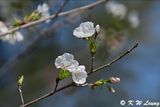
73;21;97;38
0;21;24;44
128;11;140;28
55;53;88;84
2;31;23;44
105;1;127;19
71;65;87;84
55;53;79;71
37;3;50;23
0;21;8;33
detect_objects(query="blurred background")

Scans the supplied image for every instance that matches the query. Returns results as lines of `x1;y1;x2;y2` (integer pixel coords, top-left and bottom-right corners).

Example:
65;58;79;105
0;0;160;107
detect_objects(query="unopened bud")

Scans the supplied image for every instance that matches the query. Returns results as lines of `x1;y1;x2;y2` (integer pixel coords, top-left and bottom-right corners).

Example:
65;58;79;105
18;75;24;86
109;77;120;84
95;25;100;33
107;86;116;93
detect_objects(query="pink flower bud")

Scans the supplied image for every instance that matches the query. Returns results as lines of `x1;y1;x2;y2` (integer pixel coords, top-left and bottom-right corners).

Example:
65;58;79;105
109;77;120;84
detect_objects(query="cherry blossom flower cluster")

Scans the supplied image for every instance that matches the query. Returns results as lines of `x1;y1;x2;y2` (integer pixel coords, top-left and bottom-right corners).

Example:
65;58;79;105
54;21;101;85
105;1;140;28
54;21;121;87
55;53;87;84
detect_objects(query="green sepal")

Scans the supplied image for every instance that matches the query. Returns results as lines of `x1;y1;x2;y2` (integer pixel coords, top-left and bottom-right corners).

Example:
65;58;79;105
90;79;109;89
12;18;24;27
89;42;97;54
58;69;71;80
30;11;41;21
94;79;107;86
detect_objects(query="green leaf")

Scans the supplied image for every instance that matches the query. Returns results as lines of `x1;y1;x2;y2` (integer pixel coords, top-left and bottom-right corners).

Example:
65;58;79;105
58;69;71;80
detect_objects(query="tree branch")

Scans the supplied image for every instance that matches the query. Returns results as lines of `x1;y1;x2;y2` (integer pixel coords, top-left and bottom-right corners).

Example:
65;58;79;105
20;43;138;107
52;78;60;93
21;82;74;107
90;43;139;74
0;0;107;37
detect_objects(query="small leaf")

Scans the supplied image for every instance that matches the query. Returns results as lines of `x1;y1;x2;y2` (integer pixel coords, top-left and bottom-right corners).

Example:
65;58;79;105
58;69;71;80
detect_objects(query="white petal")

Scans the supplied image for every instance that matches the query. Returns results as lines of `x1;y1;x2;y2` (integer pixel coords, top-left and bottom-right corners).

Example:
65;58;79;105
72;71;87;84
15;32;24;41
73;27;85;38
37;3;50;23
55;53;79;70
63;53;74;61
67;60;79;72
73;21;95;38
55;56;63;68
71;65;87;84
80;21;95;36
72;77;86;84
0;21;8;33
77;65;85;72
37;5;42;12
0;21;9;41
42;3;49;12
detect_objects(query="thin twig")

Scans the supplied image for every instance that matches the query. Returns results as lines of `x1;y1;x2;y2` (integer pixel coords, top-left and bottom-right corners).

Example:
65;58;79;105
52;78;60;92
21;43;138;107
90;43;139;74
21;82;74;107
74;83;94;87
18;85;25;105
0;0;107;37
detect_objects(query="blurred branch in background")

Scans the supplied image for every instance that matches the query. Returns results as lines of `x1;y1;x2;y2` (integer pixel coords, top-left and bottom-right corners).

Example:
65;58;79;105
0;0;108;79
20;43;138;107
0;0;107;37
0;0;69;79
